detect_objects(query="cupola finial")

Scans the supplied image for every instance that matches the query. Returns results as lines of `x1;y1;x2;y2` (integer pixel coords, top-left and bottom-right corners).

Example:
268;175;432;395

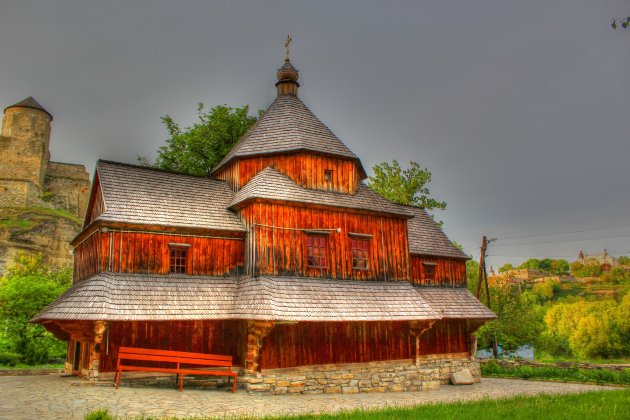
276;36;300;97
284;35;292;62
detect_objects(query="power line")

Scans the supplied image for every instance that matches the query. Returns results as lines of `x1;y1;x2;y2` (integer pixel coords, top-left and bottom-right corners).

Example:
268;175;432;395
493;224;630;242
491;233;630;247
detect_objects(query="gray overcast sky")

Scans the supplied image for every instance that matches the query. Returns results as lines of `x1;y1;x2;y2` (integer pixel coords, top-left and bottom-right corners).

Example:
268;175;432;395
1;0;629;268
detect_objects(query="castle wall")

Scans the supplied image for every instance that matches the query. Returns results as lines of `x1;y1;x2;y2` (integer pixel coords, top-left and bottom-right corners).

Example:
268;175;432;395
0;100;89;275
45;162;91;218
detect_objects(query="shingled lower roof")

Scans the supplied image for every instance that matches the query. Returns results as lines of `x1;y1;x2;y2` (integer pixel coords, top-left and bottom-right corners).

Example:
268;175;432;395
212;95;363;174
415;288;496;319
31;273;239;321
33;273;443;322
233;276;440;321
229;167;414;217
95;160;245;232
405;206;469;259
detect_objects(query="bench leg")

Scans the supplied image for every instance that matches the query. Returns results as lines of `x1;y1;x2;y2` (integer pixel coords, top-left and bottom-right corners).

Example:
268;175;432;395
179;374;184;392
115;370;122;389
232;375;237;394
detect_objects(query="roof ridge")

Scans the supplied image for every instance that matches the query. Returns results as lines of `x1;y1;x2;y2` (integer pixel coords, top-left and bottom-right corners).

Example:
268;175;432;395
97;159;217;180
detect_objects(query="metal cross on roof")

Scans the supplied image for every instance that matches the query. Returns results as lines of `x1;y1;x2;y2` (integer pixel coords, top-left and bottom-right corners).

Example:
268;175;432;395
285;35;292;61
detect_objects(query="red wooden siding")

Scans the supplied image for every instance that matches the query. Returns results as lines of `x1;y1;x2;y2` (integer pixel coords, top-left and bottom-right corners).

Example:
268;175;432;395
73;230;245;282
239;202;410;281
215;153;361;193
99;320;246;372
259;319;469;369
409;255;467;287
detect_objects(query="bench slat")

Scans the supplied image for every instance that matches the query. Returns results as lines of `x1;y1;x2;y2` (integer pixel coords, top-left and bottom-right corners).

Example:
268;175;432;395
119;347;232;362
118;353;233;367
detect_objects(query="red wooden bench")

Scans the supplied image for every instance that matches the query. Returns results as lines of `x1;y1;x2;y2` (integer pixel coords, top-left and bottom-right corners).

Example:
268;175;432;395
114;346;237;392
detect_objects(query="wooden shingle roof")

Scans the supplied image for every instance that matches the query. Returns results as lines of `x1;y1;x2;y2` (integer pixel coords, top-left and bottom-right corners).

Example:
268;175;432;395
33;273;446;322
212;95;364;175
229;167;414;217
415;288;496;319
233;276;440;321
405;206;469;259
95;160;245;231
31;273;238;321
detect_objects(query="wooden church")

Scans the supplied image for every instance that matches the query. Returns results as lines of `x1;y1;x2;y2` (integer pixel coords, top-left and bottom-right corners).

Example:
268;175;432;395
34;51;495;394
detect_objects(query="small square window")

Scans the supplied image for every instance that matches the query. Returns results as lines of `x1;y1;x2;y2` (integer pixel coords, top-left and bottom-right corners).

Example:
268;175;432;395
351;238;370;270
423;263;436;285
306;235;328;268
324;169;333;182
170;249;187;274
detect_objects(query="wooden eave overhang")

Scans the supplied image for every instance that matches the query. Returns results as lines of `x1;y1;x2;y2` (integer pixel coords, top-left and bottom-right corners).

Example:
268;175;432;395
230;197;414;220
71;220;246;247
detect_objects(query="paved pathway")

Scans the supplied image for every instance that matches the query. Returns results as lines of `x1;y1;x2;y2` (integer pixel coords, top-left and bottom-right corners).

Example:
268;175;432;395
0;374;617;419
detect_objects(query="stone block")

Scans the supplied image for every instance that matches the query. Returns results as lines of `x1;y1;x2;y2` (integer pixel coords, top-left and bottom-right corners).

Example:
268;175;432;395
422;381;440;391
288;386;305;393
342;386;359;394
274;386;288;394
247;383;271;391
450;369;474;385
324;386;341;394
387;384;404;392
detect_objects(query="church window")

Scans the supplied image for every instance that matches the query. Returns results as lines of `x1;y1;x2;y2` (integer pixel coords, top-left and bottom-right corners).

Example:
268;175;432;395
351;238;370;270
169;244;190;274
324;169;333;182
306;235;328;268
423;262;437;285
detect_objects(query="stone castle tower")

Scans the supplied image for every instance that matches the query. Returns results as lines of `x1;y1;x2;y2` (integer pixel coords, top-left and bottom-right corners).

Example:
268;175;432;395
0;97;90;274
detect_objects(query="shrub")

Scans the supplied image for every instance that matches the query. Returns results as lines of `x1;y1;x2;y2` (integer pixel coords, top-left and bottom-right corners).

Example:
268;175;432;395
84;409;114;420
0;351;22;366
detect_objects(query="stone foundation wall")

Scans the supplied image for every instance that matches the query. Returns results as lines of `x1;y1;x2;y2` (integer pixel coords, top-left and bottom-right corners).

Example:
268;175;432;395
243;357;480;395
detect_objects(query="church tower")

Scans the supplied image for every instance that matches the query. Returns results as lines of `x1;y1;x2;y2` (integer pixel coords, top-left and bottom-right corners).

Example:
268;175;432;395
0;97;53;207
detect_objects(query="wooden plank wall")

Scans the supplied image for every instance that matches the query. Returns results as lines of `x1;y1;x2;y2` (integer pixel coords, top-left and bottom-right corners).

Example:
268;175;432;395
240;202;410;281
73;230;101;282
215;153;361;193
259;320;469;369
73;230;245;281
99;320;246;372
409;255;467;287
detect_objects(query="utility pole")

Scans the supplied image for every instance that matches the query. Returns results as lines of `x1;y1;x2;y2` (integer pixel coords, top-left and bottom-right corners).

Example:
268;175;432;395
476;236;496;306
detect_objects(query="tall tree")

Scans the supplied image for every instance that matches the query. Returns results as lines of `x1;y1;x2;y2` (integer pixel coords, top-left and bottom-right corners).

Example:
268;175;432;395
0;254;71;364
368;160;446;215
141;104;259;176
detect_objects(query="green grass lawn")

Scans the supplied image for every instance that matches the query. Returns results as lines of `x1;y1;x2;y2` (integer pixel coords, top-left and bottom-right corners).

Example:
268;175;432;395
481;360;630;385
85;390;629;420
0;363;64;370
266;390;629;420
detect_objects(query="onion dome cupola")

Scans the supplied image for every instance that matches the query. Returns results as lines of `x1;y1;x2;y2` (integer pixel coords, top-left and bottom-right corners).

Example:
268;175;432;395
276;36;300;97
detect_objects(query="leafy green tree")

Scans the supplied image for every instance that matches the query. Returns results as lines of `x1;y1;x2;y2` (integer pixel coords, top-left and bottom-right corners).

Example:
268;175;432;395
531;280;556;302
141;104;259;176
544;299;627;359
498;263;515;273
570;260;603;278
519;259;541;270
617;256;630;266
476;284;545;358
550;259;570;275
0;254;71;364
369;160;446;222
